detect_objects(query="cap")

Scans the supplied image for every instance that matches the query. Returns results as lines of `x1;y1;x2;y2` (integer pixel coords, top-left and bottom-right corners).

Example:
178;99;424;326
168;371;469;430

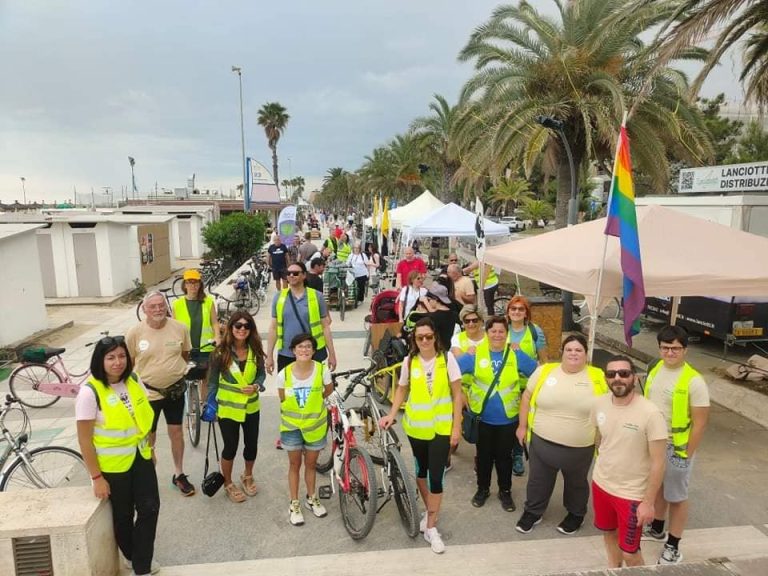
183;269;202;281
426;284;452;306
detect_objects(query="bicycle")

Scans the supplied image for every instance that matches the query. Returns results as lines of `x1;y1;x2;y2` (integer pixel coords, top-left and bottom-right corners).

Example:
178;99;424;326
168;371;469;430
8;332;110;408
0;395;89;490
135;287;176;321
314;366;379;540
211;290;250;326
325;262;357;321
230;271;259;314
184;347;213;448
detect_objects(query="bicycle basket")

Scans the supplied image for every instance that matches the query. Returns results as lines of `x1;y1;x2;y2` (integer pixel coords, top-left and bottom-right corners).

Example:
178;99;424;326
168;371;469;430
21;347;48;363
235;278;248;290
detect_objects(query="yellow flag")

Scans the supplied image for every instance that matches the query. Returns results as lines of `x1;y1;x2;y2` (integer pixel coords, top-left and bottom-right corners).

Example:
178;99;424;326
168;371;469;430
382;197;390;235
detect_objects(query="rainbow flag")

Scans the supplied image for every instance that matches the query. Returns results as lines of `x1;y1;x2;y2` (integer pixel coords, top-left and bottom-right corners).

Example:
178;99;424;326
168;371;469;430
605;124;645;346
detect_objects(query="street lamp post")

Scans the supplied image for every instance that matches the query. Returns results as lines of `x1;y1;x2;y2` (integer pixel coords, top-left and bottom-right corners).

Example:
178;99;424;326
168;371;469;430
128;156;137;200
20;177;27;210
536;115;578;331
231;66;248;213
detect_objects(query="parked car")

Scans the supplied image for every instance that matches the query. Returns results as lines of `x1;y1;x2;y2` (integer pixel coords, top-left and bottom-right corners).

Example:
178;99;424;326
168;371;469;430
499;215;526;232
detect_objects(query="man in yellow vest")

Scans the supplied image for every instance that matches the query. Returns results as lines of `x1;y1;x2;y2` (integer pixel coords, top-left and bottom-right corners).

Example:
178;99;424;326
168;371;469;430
462;261;499;314
642;325;710;565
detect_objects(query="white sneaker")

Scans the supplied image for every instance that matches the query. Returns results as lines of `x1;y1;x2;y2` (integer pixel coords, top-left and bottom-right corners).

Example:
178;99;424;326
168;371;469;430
424;526;445;554
419;512;427;533
305;495;328;518
289;499;305;526
658;543;683;565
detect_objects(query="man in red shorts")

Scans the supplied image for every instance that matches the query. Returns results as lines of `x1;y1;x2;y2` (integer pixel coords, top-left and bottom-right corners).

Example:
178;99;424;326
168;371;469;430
591;355;667;568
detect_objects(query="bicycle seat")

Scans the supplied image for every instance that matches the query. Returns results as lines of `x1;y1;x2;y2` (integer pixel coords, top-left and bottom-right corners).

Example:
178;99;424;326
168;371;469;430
41;347;66;359
240;270;252;276
159;287;173;293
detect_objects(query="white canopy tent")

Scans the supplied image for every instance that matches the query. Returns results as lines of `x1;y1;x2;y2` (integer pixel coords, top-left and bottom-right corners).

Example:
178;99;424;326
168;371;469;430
364;189;444;229
402;202;510;238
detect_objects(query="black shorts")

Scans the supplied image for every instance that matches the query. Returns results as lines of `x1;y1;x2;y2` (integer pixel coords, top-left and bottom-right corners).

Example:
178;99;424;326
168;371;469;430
272;268;286;281
150;394;185;431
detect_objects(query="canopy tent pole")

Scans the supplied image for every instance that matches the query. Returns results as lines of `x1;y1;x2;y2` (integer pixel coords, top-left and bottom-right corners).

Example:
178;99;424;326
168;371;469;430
669;297;679;326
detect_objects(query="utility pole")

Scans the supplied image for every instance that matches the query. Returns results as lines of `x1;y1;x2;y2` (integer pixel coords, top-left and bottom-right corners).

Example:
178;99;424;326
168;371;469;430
231;66;248;213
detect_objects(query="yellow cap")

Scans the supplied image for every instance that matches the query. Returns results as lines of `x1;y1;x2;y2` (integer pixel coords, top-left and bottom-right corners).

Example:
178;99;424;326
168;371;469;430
183;269;202;281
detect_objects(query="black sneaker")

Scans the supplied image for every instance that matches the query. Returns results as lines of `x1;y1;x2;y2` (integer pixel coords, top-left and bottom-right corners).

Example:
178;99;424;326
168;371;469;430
515;511;542;534
556;513;584;535
471;488;491;508
172;473;196;496
499;490;516;512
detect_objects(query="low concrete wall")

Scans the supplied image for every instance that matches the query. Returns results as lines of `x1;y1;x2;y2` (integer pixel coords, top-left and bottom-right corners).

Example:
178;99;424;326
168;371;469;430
0;487;118;576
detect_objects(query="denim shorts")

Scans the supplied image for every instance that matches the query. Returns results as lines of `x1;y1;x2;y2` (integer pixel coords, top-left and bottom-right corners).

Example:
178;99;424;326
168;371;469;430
280;428;327;452
663;443;695;503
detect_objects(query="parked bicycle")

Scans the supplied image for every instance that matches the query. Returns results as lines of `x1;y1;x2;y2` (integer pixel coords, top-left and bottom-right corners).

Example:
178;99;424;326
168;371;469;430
314;366;379;540
0;395;88;490
172;257;230;296
212;291;250;326
183;347;213;448
8;332;110;408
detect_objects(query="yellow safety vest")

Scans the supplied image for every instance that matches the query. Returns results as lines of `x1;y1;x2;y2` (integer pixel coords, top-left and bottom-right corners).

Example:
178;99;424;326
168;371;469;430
526;363;607;443
336;242;351;262
455;331;485;390
469;341;521;419
215;348;260;422
509;324;539;389
280;361;328;443
644;362;700;458
275;288;326;350
473;266;499;288
403;355;453;440
86;374;154;473
173;295;216;352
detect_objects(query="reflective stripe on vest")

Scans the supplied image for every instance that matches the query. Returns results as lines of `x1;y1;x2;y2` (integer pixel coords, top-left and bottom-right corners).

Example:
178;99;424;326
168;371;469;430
469;341;521;419
215;348;260;422
172;296;216;352
644;361;699;458
336;242;351;262
403;355;453;440
526;363;607;443
87;373;154;473
509;324;538;389
279;361;328;443
275;289;326;350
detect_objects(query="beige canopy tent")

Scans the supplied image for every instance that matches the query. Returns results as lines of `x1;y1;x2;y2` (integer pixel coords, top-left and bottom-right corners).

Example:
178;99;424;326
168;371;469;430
484;205;768;300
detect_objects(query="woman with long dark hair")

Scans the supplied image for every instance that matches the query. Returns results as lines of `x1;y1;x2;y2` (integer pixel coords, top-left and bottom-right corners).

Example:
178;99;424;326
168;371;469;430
76;336;159;576
207;310;266;503
379;317;463;554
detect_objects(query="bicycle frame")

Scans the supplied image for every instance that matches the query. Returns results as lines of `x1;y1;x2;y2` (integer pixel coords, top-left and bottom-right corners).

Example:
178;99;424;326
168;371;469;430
35;356;89;398
326;397;361;494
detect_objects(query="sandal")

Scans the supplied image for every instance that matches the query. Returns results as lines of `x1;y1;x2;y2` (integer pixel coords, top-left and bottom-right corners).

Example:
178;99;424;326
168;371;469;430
224;482;246;503
240;474;258;496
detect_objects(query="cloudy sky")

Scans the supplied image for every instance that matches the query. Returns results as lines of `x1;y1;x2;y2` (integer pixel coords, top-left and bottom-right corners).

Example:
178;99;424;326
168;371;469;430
0;1;745;204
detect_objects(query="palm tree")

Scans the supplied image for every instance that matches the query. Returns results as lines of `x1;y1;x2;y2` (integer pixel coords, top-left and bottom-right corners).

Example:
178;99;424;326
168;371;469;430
520;199;554;227
256;102;290;185
456;0;713;228
651;1;768;106
487;177;533;216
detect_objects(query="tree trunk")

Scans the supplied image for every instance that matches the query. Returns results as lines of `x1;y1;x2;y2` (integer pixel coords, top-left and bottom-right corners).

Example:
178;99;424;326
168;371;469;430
555;148;583;229
271;145;279;186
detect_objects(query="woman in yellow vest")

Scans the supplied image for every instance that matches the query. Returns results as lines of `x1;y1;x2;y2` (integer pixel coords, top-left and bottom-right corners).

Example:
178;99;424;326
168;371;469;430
207;311;265;503
172;268;219;399
455;317;537;512
379;317;463;554
506;295;547;476
278;333;333;526
76;336;159;576
514;334;607;536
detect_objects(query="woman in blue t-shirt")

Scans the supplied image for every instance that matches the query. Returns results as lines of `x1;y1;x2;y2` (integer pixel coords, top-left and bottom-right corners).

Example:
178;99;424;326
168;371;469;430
456;316;536;512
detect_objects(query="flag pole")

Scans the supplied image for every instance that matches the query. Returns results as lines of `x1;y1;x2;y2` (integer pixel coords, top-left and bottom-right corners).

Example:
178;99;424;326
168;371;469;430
588;111;628;363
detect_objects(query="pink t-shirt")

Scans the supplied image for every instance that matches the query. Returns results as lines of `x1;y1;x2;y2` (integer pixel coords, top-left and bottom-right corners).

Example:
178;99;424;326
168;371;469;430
75;379;149;425
398;352;461;387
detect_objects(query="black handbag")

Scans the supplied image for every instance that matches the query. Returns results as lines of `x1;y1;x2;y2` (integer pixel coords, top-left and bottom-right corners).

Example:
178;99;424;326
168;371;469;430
201;422;225;497
461;346;510;444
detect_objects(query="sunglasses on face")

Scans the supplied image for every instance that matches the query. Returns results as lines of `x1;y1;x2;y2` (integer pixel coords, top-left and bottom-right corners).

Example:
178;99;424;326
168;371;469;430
286;270;303;277
232;322;252;330
463;317;480;325
605;369;633;378
415;333;435;342
508;306;526;312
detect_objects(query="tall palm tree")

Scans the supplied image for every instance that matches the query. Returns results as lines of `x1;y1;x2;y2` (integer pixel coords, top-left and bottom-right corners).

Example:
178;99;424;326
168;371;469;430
256;102;290;185
456;0;713;227
487;177;534;216
651;1;768;106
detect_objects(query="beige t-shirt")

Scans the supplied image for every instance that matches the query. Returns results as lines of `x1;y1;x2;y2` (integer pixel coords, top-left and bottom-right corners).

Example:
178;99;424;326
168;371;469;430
126;319;191;399
453;276;476;305
645;363;709;439
591;393;668;500
530;365;600;447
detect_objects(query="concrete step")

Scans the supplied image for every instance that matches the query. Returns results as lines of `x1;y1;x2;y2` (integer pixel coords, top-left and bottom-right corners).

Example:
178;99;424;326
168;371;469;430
147;525;768;576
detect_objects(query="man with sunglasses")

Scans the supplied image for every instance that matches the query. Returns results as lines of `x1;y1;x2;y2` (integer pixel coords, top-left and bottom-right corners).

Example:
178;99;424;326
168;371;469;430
266;262;337;376
642;325;710;565
591;355;667;568
126;291;195;497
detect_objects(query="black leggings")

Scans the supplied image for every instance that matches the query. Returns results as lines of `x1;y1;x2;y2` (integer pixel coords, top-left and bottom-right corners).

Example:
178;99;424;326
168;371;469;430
355;275;368;302
219;411;260;461
476;421;516;491
408;434;451;494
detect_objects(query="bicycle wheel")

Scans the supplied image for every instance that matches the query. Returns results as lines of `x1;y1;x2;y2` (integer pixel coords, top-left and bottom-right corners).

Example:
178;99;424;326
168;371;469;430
339;446;378;540
0;446;89;491
387;446;419;538
370;351;391;405
9;363;63;408
316;412;335;474
136;300;144;322
493;295;511;316
249;293;261;315
171;275;185;297
186;382;201;447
